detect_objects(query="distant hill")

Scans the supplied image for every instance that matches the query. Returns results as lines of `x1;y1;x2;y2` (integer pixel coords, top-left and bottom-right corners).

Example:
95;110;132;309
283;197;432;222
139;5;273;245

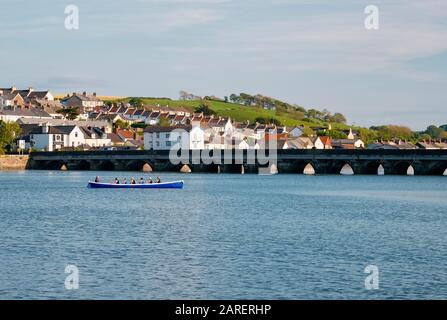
113;96;350;130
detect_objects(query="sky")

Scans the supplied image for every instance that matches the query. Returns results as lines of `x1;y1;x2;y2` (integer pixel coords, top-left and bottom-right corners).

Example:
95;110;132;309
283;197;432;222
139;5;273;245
0;0;446;130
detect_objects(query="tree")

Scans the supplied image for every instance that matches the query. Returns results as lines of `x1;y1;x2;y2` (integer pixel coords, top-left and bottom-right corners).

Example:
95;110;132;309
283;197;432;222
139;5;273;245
115;119;130;129
370;125;413;141
229;94;240;104
128;97;144;108
305;109;324;120
330;113;347;124
195;102;215;116
57;107;80;120
158;117;171;127
301;127;316;137
325;130;348;139
425;125;444;139
0;121;22;154
179;91;189;100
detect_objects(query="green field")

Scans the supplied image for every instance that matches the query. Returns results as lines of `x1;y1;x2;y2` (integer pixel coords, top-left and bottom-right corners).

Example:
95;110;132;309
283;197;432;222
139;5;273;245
114;97;342;128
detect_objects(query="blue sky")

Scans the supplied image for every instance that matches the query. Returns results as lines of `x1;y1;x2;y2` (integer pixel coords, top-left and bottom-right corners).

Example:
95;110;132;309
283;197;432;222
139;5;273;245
1;0;446;130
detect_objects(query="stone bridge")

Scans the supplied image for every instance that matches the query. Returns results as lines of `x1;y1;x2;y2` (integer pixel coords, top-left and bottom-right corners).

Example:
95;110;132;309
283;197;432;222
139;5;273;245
26;149;447;175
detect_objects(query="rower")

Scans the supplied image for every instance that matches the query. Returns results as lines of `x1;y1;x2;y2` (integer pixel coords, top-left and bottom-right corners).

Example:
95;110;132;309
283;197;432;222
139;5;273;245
156;176;161;183
114;178;120;184
147;177;153;184
94;176;100;183
139;178;144;184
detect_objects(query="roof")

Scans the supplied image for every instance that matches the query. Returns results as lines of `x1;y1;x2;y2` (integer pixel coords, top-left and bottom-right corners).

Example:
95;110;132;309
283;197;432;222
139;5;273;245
62;93;102;102
27;91;50;100
144;125;192;133
96;113;121;122
17;117;110;128
0;108;52;118
107;133;125;144
116;129;135;139
80;126;106;139
319;136;332;146
30;125;77;135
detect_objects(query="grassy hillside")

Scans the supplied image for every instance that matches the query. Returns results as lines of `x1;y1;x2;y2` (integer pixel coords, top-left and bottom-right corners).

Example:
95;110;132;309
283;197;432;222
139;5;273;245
114;97;341;128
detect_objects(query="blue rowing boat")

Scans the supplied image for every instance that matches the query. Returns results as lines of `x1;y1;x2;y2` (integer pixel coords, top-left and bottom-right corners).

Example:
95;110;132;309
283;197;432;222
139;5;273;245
87;180;184;189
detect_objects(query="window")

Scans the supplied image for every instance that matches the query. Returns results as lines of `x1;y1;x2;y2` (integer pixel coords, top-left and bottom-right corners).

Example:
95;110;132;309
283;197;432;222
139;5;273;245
156;133;160;138
166;141;171;147
166;133;170;139
75;132;78;138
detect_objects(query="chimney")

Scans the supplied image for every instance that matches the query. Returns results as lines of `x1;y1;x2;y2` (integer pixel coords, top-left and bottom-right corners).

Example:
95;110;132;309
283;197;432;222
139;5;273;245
83;91;87;96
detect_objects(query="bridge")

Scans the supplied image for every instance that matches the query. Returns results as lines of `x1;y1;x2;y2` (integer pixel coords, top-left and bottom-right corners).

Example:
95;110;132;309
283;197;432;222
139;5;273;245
26;149;447;175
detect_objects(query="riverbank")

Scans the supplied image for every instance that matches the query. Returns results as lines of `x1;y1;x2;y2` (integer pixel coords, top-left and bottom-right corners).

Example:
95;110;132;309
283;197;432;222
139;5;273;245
0;155;29;170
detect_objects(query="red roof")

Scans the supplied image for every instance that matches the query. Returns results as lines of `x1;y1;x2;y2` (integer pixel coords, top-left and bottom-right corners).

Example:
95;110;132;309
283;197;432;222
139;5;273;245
116;129;134;139
319;136;332;146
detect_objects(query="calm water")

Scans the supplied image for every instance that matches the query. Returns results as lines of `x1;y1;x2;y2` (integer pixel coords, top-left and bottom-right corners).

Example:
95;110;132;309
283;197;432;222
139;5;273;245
0;171;446;300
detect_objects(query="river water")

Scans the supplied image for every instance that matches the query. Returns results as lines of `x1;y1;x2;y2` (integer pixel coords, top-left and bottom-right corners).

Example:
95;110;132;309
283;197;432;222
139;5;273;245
0;171;446;299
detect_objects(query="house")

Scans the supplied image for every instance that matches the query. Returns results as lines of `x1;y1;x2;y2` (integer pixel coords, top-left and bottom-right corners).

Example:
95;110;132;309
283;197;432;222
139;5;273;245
312;136;332;149
1;86;54;108
106;133;126;146
0;92;25;108
144;111;161;125
31;99;63;118
205;134;226;150
342;128;358;140
332;138;365;149
61;92;104;115
95;113;126;124
143;123;204;150
287;137;314;149
17;118;113;134
29;124;85;151
367;140;417;150
116;129;136;142
0;108;52;122
288;126;304;137
80;127;112;148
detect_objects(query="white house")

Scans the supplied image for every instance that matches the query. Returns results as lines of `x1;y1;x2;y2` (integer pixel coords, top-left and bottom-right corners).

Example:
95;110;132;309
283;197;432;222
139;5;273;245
29;124;85;151
144;123;204;150
80;127;112;148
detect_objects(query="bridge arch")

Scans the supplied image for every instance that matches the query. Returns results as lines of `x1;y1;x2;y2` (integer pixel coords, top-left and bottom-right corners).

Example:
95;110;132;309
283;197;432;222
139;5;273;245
324;160;356;175
393;161;414;175
292;161;317;175
46;160;68;170
427;162;447;176
99;160;115;171
303;163;316;175
340;163;354;175
364;161;385;175
77;160;91;171
125;160;154;172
